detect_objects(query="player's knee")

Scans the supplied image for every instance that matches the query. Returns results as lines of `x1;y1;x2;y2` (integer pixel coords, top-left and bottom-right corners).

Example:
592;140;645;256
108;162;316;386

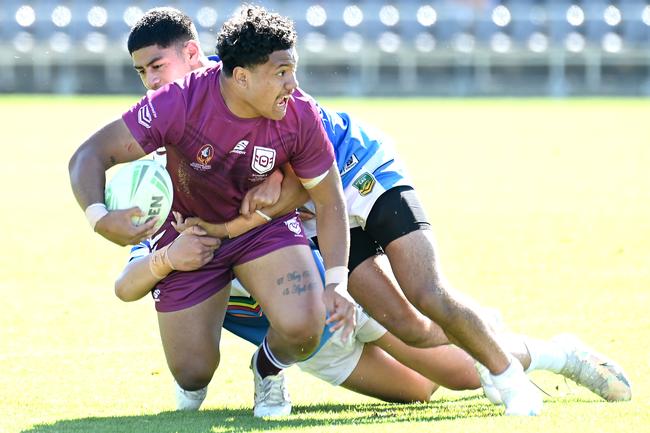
274;317;324;357
169;353;220;391
409;284;459;327
384;383;435;403
384;316;433;348
407;385;435;403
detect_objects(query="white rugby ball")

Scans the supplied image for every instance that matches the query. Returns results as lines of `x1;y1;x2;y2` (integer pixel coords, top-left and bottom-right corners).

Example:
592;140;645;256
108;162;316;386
105;159;173;230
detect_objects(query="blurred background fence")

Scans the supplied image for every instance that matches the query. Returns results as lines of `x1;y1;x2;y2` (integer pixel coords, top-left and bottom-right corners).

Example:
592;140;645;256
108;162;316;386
1;0;649;96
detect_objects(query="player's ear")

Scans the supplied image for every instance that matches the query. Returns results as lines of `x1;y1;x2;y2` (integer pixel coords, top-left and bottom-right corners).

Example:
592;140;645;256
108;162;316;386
185;40;201;66
232;67;248;89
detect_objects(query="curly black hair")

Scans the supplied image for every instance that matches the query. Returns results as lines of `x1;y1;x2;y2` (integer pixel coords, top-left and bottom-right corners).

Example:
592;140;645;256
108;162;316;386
217;5;296;77
127;7;198;54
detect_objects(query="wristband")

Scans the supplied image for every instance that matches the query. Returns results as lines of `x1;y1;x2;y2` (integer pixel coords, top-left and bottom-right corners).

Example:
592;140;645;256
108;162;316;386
325;266;348;287
149;245;175;279
85;203;108;230
255;209;272;222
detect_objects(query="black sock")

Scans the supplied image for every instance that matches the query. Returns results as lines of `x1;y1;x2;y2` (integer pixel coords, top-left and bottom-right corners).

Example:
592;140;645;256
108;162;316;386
255;337;287;378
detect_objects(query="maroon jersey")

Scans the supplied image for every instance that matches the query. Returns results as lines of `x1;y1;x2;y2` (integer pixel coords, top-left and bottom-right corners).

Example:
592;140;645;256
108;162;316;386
122;63;334;223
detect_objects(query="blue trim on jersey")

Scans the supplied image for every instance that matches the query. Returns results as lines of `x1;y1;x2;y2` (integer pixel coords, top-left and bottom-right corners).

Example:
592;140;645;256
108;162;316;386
316;105;404;190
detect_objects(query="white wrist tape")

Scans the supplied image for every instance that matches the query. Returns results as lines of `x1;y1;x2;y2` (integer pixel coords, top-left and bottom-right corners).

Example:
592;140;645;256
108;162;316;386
85;203;108;230
149;245;175;280
255;209;272;222
325;266;348;287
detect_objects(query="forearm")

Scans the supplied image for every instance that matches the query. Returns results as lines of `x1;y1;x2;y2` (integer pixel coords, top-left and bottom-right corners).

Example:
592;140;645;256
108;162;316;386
114;248;172;302
69;147;110;210
227;195;309;239
314;196;349;269
304;165;350;270
271;167;310;215
222;167;309;238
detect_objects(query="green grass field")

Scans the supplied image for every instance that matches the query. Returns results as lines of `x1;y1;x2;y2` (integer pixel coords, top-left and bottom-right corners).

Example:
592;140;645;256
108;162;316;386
1;96;648;433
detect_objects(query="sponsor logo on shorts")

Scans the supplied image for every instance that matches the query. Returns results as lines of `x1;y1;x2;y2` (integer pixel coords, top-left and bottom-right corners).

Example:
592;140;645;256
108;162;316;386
284;217;303;237
341;154;359;176
137;102;157;129
251;146;276;174
152;288;161;302
191;144;214;171
230;140;249;155
352;172;376;196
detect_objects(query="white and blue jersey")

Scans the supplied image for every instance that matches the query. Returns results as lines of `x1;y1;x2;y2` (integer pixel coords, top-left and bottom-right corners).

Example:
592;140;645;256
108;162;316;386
313;107;410;233
318;107;406;191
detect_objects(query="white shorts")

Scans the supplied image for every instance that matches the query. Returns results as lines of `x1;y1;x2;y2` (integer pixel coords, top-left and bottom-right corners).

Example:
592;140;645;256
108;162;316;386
302;151;410;238
297;306;387;385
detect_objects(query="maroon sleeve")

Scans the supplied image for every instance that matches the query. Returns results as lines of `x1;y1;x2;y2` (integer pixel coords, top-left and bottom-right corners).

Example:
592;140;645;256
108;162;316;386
289;93;335;180
122;83;186;154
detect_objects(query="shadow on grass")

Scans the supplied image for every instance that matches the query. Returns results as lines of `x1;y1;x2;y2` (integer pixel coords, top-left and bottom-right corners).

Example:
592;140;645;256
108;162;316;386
23;395;502;433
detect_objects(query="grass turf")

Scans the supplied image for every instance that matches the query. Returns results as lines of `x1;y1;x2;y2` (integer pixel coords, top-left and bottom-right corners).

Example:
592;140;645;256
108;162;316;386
0;96;648;433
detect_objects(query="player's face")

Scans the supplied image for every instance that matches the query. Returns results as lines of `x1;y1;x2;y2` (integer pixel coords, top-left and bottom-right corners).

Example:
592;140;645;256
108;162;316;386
131;43;194;91
245;48;299;120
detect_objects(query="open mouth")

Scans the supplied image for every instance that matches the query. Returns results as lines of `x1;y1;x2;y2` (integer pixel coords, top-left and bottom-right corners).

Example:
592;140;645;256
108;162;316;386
277;95;290;107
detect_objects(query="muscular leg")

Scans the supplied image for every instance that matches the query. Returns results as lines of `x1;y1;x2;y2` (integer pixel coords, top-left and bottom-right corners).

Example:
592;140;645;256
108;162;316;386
340;343;436;403
347;233;531;371
373;332;480;391
383;229;510;374
158;288;231;390
348;254;449;348
234;244;325;364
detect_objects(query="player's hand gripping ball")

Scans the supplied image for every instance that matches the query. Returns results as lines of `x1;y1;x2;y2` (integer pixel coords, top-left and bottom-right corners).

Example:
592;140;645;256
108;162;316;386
105;160;173;230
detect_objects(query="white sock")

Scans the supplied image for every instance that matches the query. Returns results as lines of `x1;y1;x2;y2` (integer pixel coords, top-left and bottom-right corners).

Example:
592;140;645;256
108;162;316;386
524;337;567;374
175;382;207;411
490;356;526;389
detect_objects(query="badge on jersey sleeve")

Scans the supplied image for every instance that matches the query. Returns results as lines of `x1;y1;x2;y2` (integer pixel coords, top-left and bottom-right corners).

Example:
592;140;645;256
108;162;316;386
352;172;376;196
251;146;276;174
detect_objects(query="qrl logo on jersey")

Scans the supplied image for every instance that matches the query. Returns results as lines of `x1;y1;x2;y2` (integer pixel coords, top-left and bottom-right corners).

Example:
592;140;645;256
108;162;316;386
251;146;276;174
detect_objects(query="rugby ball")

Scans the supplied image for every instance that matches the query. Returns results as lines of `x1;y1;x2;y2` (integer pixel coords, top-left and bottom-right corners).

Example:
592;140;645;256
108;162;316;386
105;160;173;230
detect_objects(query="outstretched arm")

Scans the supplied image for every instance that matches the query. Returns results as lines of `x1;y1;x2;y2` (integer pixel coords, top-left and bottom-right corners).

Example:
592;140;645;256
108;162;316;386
69;118;157;246
114;226;221;302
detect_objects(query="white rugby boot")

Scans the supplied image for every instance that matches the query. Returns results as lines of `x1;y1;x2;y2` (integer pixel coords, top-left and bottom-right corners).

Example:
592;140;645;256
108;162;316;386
251;351;292;418
491;357;543;416
175;381;207;411
552;334;632;402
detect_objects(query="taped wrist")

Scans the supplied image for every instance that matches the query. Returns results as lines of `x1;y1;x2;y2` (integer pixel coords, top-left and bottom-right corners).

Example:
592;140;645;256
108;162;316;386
325;266;348;287
149;245;175;279
85;203;108;230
